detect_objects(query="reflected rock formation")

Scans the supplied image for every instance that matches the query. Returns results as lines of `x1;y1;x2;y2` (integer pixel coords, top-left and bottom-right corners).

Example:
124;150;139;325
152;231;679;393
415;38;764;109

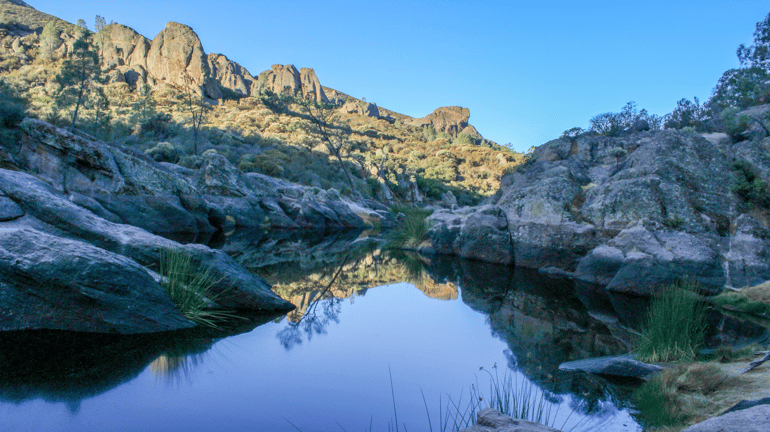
0;315;278;407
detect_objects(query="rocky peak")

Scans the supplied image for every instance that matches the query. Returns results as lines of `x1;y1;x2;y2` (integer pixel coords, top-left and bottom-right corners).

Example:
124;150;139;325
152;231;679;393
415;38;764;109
146;22;221;99
407;106;476;137
207;53;255;97
1;0;32;7
99;24;150;70
255;64;328;103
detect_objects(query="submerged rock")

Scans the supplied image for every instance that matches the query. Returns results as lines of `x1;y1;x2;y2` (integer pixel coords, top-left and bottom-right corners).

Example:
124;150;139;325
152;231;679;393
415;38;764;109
558;355;663;378
459;408;563;432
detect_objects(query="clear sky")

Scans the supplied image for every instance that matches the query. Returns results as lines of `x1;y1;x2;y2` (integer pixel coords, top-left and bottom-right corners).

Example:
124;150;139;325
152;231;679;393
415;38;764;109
27;1;770;152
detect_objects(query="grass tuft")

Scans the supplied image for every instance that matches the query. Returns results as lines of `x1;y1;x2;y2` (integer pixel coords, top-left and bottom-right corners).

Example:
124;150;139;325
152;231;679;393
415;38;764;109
158;248;240;328
635;281;708;363
386;206;432;249
634;363;739;429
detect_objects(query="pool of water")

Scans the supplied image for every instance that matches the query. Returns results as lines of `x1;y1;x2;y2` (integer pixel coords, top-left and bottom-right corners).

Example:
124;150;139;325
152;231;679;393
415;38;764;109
3;230;761;432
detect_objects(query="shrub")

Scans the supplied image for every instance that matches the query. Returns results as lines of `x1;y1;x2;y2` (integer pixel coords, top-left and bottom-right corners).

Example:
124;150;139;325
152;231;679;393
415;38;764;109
145;141;178;163
0;79;27;128
635;281;708;363
238;153;284;176
731;160;770;209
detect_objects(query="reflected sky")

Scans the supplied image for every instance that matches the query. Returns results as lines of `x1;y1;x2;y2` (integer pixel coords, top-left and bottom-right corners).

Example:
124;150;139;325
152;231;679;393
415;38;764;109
0;280;641;432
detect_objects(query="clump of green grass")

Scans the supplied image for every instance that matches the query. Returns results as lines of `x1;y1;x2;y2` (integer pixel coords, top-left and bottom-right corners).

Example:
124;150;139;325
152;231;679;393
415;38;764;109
635;281;708;363
158;249;239;328
634;363;737;429
710;283;770;317
386;206;433;249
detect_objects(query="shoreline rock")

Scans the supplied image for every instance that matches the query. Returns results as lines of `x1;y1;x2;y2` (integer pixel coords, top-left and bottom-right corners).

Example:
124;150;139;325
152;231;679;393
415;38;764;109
425;130;770;296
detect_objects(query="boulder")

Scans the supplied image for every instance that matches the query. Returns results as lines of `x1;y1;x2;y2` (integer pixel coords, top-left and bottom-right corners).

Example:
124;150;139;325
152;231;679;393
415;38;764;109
459;408;563;432
722;397;770;415
341;100;379;117
408;106;471;137
558;355;663;378
0;227;195;334
425;206;513;264
0;169;295;314
682;405;770;432
0;194;23;221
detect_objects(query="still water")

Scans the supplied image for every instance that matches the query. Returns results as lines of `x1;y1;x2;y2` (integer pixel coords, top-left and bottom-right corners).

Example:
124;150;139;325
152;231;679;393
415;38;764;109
1;230;663;432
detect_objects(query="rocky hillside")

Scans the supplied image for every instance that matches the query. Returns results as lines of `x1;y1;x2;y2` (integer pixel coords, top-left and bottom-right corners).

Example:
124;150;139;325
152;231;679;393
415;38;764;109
0;1;522;206
424;106;770;295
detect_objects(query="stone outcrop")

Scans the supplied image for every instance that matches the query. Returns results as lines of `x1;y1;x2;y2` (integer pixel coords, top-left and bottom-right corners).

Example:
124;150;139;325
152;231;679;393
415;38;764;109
425;130;770;295
207;53;255;97
0;227;195;334
424;206;513;264
341;100;379;117
408;106;472;137
0;117;397;333
254;64;328;103
146;22;221;99
682;405;770;432
459;409;563;432
10;118;369;234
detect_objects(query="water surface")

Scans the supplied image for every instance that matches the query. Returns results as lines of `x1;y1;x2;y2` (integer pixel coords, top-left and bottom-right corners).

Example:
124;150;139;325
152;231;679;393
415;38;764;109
8;230;759;432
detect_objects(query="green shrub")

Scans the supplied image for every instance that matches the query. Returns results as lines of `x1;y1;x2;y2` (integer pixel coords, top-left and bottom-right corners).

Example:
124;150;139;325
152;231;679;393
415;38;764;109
711;292;770;316
239;153;284;176
635;281;708;363
731;160;770;209
145;141;178;163
0;79;27;128
721;108;751;140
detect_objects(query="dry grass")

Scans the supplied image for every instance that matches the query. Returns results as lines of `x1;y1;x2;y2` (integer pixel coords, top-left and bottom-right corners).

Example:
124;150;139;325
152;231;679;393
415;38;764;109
635;354;770;431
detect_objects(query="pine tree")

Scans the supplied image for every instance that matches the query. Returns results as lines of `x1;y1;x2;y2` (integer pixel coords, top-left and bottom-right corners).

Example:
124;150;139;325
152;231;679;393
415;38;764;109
39;20;62;60
55;39;102;131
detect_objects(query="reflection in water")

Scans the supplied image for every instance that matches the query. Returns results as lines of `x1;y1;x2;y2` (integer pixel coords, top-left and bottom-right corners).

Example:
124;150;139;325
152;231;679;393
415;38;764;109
0;314;279;408
4;229;769;432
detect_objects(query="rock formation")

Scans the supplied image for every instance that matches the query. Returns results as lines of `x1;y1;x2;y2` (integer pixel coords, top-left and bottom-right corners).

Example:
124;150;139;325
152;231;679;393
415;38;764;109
254;64;328;103
341;100;379;117
0;117;399;333
207;53;255;97
146;22;221;99
424;126;770;296
407;106;480;138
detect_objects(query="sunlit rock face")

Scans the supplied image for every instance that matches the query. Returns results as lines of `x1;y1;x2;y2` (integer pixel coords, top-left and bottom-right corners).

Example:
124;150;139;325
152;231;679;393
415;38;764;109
253;64;328;103
146;22;222;99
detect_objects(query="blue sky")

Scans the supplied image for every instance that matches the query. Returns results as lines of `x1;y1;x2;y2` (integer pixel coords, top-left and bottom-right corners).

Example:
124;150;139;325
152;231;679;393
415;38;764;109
29;1;770;152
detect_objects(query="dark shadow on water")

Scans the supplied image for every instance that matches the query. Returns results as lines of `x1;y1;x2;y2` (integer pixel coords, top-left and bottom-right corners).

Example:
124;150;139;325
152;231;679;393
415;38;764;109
0;313;281;408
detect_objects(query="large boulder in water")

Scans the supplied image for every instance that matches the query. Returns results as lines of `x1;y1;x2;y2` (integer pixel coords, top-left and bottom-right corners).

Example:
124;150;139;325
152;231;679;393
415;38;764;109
426;130;770;295
0;228;195;334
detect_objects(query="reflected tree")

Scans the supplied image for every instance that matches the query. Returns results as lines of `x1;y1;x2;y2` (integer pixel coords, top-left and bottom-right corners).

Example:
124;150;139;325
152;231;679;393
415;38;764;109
276;257;349;350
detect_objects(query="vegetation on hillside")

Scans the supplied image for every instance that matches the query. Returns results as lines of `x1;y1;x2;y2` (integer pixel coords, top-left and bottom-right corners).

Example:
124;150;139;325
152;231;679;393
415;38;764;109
0;9;523;207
